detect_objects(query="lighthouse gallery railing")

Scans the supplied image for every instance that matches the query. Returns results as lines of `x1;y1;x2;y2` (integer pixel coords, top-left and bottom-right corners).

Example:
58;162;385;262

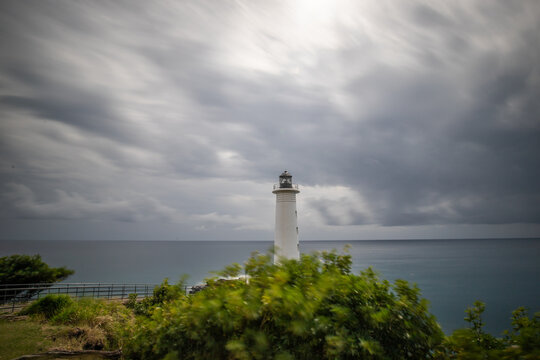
273;184;299;190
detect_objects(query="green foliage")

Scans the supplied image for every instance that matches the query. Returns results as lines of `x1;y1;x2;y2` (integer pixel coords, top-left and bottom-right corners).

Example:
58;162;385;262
437;302;540;359
48;297;134;350
125;293;138;309
151;278;185;304
125;250;444;359
50;298;109;324
0;254;74;285
20;294;73;319
125;278;187;316
7;251;539;359
461;301;502;351
500;307;540;359
213;262;243;278
0;254;74;302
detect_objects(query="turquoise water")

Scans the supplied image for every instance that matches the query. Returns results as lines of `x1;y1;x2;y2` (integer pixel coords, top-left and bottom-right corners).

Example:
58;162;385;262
1;238;539;334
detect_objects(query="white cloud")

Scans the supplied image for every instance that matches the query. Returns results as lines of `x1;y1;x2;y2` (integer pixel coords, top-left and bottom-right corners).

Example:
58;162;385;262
300;185;374;227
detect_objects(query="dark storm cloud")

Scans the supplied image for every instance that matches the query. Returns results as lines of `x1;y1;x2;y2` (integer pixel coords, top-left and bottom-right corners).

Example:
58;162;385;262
273;1;540;228
1;0;539;240
308;16;540;227
0;92;129;144
0;63;127;140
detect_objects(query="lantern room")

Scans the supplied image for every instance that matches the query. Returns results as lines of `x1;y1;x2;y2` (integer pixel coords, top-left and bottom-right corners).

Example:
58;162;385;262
279;170;293;188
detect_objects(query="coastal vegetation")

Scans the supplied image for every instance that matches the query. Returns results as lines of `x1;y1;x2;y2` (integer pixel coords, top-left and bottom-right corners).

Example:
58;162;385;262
125;251;443;359
0;254;74;302
1;295;133;358
1;251;538;359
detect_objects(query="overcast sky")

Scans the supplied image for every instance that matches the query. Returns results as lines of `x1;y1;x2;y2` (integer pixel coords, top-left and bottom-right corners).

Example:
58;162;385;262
1;0;539;241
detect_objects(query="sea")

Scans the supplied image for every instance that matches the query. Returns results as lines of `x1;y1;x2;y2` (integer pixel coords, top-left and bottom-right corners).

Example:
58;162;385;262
1;238;539;335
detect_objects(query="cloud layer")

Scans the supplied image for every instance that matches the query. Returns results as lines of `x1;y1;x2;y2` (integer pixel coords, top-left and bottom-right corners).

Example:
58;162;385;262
1;0;539;240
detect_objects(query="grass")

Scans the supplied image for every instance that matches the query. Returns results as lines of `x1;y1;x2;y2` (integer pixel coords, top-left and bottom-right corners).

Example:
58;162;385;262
0;297;135;359
0;317;53;360
0;316;117;359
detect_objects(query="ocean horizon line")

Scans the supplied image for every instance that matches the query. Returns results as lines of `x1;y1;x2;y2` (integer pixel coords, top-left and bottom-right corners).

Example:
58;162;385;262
2;237;539;243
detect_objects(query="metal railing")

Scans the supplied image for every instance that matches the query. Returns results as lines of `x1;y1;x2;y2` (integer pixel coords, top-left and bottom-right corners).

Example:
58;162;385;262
0;283;159;313
273;183;299;190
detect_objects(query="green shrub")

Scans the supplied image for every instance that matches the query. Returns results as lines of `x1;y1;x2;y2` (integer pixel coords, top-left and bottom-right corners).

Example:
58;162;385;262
503;307;540;358
126;279;186;317
20;294;73;319
125;293;138;310
125;250;444;359
437;302;540;359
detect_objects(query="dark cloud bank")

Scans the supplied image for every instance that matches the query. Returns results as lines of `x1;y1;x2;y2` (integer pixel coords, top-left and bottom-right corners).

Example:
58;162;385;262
1;0;539;240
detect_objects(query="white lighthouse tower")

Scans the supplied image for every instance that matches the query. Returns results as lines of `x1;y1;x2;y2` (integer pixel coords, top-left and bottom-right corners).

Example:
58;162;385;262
272;170;300;262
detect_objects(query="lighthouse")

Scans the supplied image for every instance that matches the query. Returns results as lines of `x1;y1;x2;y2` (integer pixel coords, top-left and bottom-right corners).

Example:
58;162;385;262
272;170;300;262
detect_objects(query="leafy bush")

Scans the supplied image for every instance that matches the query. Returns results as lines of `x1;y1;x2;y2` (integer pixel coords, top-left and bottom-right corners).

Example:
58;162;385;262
125;279;186;316
502;307;540;359
20;294;73;319
0;254;74;302
437;301;540;359
125;293;138;310
125;251;444;359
